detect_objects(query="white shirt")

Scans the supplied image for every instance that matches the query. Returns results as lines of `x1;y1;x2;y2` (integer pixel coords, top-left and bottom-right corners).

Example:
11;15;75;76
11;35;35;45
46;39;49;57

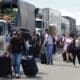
25;40;32;50
44;33;53;44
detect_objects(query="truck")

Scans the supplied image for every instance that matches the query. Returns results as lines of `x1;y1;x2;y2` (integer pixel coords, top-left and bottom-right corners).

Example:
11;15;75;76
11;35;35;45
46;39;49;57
0;0;35;51
0;20;8;51
18;0;35;33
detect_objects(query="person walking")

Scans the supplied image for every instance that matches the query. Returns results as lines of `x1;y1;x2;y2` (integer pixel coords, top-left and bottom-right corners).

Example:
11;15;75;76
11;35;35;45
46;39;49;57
63;33;73;62
7;31;26;78
72;35;80;66
43;29;53;65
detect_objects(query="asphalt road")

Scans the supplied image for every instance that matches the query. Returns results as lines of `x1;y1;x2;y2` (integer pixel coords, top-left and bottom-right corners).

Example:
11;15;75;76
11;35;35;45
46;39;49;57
0;54;80;80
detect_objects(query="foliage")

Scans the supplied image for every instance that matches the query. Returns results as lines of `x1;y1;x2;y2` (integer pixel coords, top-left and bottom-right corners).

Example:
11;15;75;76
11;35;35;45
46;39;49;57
49;26;56;35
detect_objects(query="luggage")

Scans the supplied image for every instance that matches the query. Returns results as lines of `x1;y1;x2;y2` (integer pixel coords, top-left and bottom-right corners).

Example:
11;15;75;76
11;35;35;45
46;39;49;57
62;52;66;61
0;52;12;77
21;56;38;77
40;53;47;64
40;46;47;64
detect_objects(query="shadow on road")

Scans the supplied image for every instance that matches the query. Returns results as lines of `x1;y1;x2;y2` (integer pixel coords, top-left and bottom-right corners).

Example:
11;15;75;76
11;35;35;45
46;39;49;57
38;72;48;75
0;71;48;80
13;71;48;80
53;63;80;68
0;76;43;80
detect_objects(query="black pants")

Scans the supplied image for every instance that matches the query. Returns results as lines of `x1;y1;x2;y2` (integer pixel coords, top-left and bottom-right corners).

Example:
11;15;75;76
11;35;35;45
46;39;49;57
53;44;56;55
73;47;80;65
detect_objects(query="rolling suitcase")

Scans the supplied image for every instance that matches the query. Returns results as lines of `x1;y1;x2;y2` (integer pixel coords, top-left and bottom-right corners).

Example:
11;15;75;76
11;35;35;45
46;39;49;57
0;52;12;78
40;53;47;64
62;52;66;61
40;46;47;64
21;56;38;77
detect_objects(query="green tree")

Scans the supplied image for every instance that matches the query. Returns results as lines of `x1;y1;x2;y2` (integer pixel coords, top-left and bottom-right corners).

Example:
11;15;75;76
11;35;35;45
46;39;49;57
49;26;56;35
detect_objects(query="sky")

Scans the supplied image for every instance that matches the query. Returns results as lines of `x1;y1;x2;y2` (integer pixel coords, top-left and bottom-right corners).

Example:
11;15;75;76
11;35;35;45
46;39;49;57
22;0;80;25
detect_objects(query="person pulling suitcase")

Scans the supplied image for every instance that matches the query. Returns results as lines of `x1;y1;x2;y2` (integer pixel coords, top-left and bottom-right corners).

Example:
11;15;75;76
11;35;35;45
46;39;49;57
7;31;26;78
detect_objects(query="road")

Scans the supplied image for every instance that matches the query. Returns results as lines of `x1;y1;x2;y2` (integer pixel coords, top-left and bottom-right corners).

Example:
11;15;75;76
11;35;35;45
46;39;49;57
1;53;80;80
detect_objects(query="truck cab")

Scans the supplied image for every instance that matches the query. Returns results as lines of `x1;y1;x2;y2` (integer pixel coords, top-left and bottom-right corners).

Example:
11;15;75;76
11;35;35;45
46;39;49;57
0;20;8;51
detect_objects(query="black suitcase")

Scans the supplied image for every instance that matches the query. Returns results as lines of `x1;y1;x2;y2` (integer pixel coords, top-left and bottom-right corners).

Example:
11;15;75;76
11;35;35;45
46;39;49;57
0;53;12;78
40;53;47;64
62;52;66;61
21;56;38;77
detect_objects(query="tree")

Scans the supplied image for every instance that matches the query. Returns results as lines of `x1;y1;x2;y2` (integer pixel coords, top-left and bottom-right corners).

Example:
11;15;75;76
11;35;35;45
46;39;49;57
49;25;57;35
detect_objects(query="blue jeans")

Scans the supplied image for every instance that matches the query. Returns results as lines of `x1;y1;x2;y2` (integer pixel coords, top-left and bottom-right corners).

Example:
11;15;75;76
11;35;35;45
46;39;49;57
45;44;53;64
11;53;22;74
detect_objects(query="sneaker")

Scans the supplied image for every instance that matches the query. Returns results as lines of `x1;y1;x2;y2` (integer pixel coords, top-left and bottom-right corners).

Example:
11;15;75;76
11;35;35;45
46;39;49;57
16;74;19;78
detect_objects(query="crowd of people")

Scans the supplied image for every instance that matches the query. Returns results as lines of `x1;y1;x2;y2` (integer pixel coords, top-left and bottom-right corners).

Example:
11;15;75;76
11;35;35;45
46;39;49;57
4;28;80;78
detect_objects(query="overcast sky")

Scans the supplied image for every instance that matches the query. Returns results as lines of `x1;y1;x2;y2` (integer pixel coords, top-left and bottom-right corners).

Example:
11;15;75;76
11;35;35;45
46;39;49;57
22;0;80;25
